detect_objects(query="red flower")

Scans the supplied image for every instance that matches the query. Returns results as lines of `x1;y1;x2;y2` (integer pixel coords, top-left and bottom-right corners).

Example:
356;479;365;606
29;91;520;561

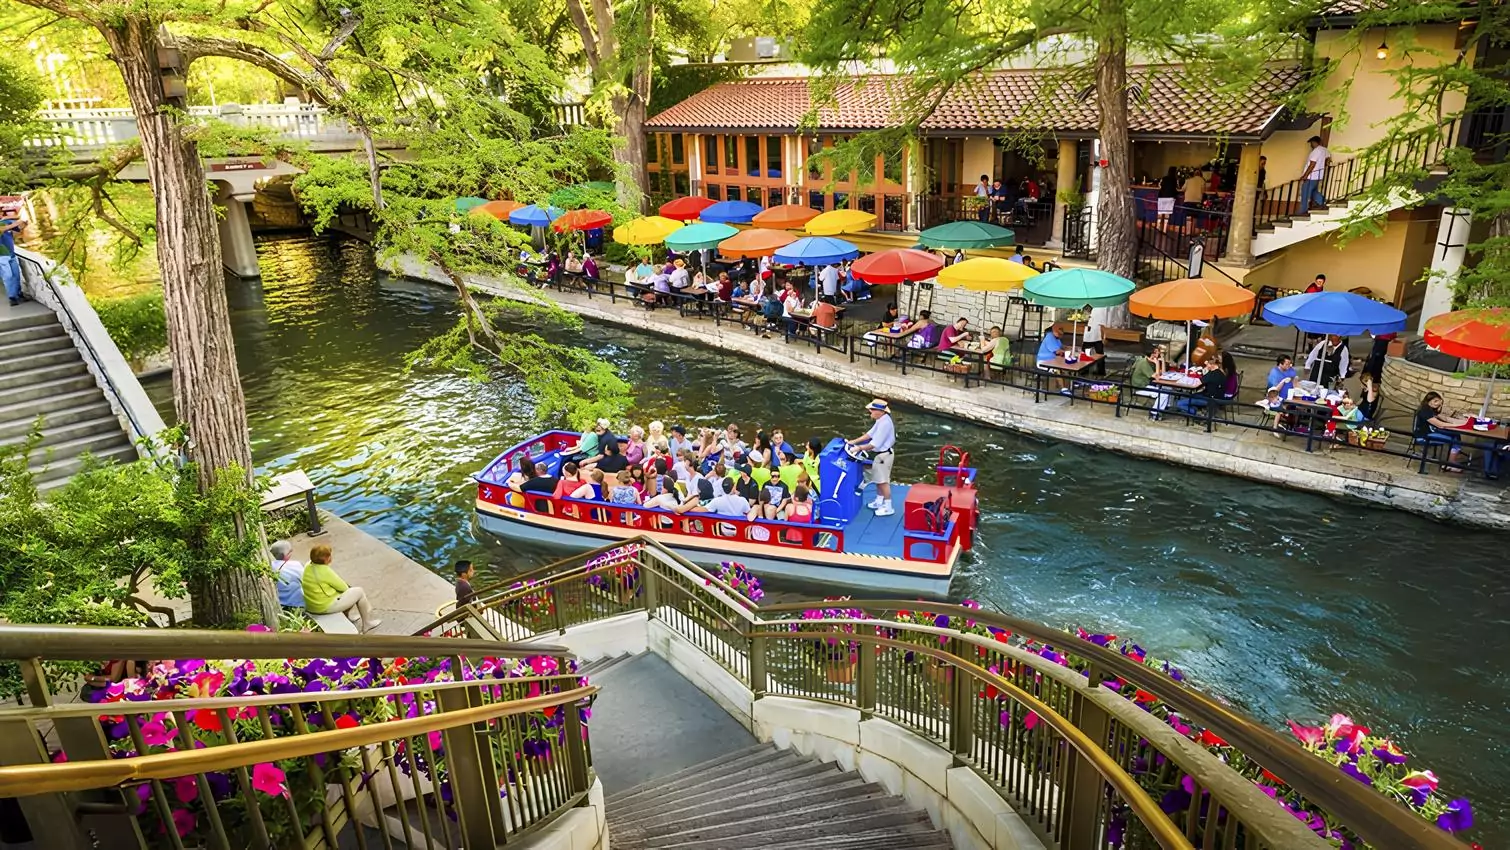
1198;729;1228;748
190;709;222;733
1261;769;1285;785
335;715;360;730
542;706;557;718
980;685;1000;700
1133;690;1159;704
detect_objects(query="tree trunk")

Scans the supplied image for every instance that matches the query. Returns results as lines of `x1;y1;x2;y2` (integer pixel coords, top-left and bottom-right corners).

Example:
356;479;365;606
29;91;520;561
614;92;649;210
1094;0;1136;281
101;19;278;628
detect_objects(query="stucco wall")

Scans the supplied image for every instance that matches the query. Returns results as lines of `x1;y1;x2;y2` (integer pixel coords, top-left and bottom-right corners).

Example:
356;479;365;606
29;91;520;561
962;138;997;184
1385;356;1510;420
1240;209;1437;304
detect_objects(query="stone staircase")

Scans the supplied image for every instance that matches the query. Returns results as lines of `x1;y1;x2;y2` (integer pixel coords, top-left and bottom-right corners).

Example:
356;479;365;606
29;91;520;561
605;744;953;849
0;303;136;489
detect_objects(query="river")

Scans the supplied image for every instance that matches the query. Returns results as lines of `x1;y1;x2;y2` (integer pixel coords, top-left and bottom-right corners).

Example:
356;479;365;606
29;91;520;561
146;235;1507;840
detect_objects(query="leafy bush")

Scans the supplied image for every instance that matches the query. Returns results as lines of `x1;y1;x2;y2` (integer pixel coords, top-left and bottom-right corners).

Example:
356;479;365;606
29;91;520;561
92;290;168;361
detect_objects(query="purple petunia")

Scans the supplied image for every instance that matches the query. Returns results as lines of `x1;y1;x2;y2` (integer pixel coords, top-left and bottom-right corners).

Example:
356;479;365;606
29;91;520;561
1436;799;1473;833
1339;761;1373;786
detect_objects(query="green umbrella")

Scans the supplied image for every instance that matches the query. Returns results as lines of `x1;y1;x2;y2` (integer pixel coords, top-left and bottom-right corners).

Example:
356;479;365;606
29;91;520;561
1023;268;1136;308
664;222;739;252
453;197;488;212
918;220;1015;249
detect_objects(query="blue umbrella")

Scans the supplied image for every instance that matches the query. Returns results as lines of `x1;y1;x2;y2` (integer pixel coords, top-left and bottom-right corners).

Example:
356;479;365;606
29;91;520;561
773;236;860;266
508;204;564;227
699;200;763;224
1262;292;1407;336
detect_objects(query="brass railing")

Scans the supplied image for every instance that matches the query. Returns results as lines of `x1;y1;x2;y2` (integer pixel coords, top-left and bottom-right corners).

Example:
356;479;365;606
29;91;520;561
429;536;1466;850
0;626;597;849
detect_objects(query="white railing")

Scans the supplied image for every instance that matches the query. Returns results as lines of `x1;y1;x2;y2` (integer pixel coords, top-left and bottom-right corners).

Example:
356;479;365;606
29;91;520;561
26;103;359;149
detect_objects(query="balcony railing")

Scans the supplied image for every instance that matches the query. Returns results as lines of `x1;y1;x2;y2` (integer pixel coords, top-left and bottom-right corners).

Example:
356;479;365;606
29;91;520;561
918;195;1056;244
429;537;1468;850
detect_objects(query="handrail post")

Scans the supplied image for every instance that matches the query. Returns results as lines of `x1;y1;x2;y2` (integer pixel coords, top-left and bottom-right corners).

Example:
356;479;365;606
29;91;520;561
436;662;502;849
946;636;973;764
1061;686;1114;850
640;550;660;618
563;700;591;796
747;624;768;697
856;624;877;717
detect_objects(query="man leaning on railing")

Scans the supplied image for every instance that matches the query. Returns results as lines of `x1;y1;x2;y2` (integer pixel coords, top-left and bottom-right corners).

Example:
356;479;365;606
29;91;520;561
1;199;27;306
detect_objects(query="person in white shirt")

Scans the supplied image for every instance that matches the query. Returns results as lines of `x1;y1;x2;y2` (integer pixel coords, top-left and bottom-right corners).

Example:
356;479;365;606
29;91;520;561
703;478;750;516
1300;135;1330;210
847;399;898;516
818;263;840;303
270;540;306;608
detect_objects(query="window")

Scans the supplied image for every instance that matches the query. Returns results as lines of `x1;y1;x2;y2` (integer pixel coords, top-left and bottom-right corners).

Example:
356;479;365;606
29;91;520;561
648;135;661;164
809;190;827;210
726;185;739;202
883;148;902;185
673;172;689;195
745;136;760;177
707;185;722;201
768;188;784;209
670;134;685;165
723;135;737;170
883;195;904;230
767;135;783;178
745;186;764;205
808;137;824;179
833;191;848;209
704;136;718;173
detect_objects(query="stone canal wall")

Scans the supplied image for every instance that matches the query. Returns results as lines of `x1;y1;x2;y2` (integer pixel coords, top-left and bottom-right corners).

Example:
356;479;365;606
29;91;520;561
390;256;1510;531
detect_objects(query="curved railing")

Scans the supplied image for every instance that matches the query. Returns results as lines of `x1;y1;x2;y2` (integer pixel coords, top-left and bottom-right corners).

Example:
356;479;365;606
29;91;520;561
427;536;1467;850
0;625;596;850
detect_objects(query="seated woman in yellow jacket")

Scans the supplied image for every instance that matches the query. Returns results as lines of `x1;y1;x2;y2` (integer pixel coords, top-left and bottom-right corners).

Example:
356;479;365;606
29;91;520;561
301;544;380;632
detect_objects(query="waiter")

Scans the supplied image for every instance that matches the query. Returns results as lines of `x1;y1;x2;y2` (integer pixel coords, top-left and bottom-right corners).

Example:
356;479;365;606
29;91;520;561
847;399;897;517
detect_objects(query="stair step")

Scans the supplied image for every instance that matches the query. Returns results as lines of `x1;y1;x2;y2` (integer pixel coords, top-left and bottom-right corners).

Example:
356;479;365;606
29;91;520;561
0;377;100;410
0;332;74;360
0;311;59;333
32;444;138;491
640;791;904;841
23;429;134;465
0;400;113;440
646;810;934;850
607;756;832;820
0;386;111;425
605;744;783;806
0;321;66;348
0;415;123;451
578;652;639;678
4;347;81;374
622;776;877;829
761;828;954;849
0;361;92;395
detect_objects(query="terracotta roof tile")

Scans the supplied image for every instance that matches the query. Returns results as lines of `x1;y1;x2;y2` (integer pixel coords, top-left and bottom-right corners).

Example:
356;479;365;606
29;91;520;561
646;64;1304;140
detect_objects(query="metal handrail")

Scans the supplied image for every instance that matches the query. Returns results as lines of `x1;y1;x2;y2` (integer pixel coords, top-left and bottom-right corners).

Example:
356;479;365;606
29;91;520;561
15;251;151;444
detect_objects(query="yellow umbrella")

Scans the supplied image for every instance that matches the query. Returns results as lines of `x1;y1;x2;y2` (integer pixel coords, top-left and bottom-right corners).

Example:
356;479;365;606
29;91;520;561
613;216;684;245
937;257;1039;291
805;209;878;236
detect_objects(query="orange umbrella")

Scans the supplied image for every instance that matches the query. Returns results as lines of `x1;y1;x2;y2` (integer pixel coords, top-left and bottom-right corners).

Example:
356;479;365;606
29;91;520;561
752;204;821;229
470;200;524;220
718;228;797;259
1128;278;1255;321
552;209;612;232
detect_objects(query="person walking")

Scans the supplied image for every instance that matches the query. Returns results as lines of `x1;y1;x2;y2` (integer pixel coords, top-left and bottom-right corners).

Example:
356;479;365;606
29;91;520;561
1300;136;1330;210
1;205;26;306
301;544;381;632
847;399;898;517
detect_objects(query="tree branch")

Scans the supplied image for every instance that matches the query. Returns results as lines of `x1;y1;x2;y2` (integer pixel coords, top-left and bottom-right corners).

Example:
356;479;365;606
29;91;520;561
318;11;362;61
174;34;334;104
564;0;601;73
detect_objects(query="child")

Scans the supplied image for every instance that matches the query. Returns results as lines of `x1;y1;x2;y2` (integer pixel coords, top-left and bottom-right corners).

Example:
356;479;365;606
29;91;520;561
454;560;477;606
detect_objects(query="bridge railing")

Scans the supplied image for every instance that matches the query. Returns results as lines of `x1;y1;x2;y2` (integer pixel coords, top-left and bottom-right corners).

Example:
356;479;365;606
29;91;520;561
25;103;357;149
0;625;596;850
428;536;1469;850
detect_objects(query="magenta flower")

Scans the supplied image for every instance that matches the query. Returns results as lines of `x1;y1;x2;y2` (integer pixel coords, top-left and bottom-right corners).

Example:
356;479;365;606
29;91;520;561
1401;770;1440;792
1023;711;1039;731
251;763;288;798
1286;720;1325;747
139;716;173;748
170;808;195;838
173;776;198;803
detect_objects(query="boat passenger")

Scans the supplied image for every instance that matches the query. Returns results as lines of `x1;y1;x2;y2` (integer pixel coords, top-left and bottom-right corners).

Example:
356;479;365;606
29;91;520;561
770;429;795;461
518;462;558;494
778;450;801;491
565;419;610;466
504;452;532;489
624;426;647;465
552;461;582;499
595;440;629;475
643;470;682;510
703;477;751;516
646;420;670;453
628;464;648;496
748;488;780;521
570;469;605;500
801;439;823;490
785;485;814;523
668;424;693;457
609;470;640;505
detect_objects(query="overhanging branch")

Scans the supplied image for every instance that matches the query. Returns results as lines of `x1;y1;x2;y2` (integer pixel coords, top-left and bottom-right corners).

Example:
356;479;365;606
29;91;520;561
174;34;334;104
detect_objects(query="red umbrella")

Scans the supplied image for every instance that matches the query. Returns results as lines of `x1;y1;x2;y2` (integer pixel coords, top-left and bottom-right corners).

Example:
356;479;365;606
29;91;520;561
552;209;612;232
659;196;717;222
1424;307;1510;418
850;249;945;284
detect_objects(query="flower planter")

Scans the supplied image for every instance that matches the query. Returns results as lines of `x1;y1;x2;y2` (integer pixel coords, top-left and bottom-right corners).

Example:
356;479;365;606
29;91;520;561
821;660;856;684
1344;431;1389;451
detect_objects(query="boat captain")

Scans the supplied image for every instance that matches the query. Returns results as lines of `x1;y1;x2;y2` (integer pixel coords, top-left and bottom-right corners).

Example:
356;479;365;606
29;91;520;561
847;399;897;517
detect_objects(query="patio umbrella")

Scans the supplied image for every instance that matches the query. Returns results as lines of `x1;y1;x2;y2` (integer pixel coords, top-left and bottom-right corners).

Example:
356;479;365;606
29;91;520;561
773;236;860;266
753;204;821;229
1262;291;1407;336
509;204;564;227
699;200;763;224
805;209;877;236
469;200;523;220
1423;307;1510;417
551;209;612;232
851;249;944;285
918;220;1015;250
659;196;717;222
453;197;488;213
666;222;739;251
939;258;1040;292
1129;277;1254;368
1025;268;1136;352
613;216;684;246
718;228;796;259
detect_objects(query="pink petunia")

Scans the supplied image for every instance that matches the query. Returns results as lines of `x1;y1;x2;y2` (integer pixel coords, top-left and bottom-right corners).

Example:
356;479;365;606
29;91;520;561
184;671;226;700
1401;770;1440;791
171;808;196;837
1324;713;1353;736
173;776;199;803
1286;720;1325;747
251;763;288;798
139;716;174;748
1023;711;1039;731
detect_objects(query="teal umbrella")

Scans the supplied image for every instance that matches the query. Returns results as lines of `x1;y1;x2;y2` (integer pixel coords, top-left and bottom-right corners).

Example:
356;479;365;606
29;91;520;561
918;220;1015;249
453;197;488;212
664;222;739;252
1023;268;1136;308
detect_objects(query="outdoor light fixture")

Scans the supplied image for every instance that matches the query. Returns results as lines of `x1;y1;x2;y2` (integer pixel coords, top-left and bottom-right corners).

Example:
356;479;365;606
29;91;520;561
1376;40;1390;60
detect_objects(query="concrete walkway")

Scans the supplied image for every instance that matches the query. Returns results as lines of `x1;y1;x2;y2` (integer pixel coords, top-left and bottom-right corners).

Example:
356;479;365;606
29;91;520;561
390;257;1510;530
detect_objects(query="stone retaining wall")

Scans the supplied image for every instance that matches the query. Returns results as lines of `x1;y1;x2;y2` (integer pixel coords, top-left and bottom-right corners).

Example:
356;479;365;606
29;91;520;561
1384;356;1510;419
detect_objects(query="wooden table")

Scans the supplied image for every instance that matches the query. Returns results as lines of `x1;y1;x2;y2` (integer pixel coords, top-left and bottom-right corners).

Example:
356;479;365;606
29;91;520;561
1444;420;1510;441
1278;398;1336;452
1034;353;1105;402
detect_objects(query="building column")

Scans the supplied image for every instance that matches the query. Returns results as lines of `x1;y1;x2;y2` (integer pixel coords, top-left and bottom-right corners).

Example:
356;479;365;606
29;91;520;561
1420;206;1472;332
1224;143;1262;266
1048;138;1077;248
688;134;703;195
215;185;260;278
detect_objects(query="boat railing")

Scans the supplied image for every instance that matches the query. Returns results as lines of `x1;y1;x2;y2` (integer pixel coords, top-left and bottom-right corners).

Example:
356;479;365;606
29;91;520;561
421;540;1464;850
477;429;579;484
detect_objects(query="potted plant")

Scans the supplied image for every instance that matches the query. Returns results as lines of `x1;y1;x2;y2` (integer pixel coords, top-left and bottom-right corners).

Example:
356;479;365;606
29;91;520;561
706;561;764;606
585;544;642;604
796;598;864;684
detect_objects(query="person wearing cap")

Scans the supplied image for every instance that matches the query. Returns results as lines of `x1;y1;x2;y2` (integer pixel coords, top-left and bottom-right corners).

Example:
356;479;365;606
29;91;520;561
847;400;898;516
565;418;611;465
668;425;693;458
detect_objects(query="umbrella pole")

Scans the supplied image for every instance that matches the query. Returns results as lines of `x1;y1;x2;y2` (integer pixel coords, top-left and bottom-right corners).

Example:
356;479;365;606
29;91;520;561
1481;367;1497;420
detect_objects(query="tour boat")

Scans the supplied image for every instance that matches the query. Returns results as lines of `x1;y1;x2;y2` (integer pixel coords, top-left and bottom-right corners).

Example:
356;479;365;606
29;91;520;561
473;432;979;597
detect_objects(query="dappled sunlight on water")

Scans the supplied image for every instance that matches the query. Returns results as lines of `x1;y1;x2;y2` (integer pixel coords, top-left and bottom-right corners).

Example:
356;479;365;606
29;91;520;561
143;235;1508;840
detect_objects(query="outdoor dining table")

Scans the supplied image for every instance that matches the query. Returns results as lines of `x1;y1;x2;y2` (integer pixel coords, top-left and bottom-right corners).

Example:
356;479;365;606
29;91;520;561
1437;419;1510;477
864;325;918;365
1278;397;1337;452
1034;353;1105;402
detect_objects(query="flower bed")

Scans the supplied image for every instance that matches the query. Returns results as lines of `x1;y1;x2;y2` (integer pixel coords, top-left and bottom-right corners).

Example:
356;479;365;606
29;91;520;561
585;544;642;603
77;626;588;845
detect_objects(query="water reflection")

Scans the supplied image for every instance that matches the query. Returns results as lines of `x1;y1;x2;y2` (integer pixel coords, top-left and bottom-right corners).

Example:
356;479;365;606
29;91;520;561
144;236;1505;840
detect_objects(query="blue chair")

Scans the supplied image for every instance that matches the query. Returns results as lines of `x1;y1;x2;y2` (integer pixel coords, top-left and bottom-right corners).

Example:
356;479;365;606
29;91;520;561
1406;431;1456;474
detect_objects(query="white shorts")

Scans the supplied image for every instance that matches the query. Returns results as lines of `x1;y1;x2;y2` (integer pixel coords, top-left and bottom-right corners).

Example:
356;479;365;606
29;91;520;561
870;450;894;485
1156;197;1175;216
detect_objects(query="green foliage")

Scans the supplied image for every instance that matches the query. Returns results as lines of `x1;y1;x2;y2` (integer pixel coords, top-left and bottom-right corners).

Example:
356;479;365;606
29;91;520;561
0;53;49;193
650;62;748;114
92;289;168;361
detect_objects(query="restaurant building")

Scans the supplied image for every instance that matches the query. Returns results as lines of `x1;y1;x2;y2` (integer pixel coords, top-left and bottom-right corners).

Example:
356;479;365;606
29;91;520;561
642;3;1497;331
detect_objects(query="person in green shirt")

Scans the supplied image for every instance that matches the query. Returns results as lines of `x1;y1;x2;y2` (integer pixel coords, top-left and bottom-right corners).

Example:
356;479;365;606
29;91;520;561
1129;346;1170;419
301;544;380;632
